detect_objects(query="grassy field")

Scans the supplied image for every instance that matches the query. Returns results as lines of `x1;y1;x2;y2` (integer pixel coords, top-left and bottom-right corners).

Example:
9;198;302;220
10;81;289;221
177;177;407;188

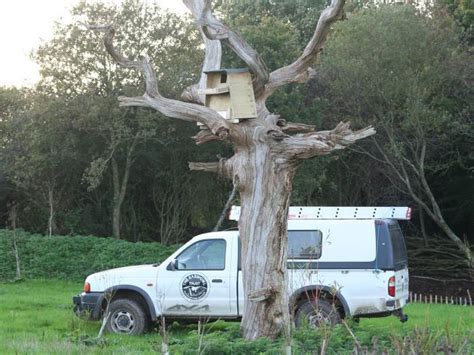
0;280;472;354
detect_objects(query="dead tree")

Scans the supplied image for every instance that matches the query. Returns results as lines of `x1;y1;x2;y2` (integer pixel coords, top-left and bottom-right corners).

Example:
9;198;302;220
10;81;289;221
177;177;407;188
91;0;374;340
7;202;21;280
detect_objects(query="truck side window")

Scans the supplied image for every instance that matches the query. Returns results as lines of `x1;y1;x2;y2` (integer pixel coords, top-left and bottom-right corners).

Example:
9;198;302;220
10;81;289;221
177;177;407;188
175;239;226;270
288;230;322;259
389;224;408;269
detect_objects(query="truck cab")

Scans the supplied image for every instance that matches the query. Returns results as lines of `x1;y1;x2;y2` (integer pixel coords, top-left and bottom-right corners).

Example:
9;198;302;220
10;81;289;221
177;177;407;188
73;206;410;334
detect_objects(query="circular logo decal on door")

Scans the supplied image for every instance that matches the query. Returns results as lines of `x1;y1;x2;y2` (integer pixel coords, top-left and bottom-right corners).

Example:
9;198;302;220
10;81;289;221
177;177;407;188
181;273;209;302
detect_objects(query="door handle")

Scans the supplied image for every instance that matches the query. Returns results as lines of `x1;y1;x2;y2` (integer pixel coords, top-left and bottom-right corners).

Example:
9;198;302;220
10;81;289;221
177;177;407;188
212;279;223;283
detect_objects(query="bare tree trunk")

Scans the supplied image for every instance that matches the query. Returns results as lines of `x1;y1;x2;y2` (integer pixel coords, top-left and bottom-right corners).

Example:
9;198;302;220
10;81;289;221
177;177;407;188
236;146;294;340
8;202;21;280
418;207;429;247
111;138;137;239
213;184;238;232
111;157;122;239
153;179;189;245
12;233;21;280
418;168;473;272
189;123;373;341
47;185;55;237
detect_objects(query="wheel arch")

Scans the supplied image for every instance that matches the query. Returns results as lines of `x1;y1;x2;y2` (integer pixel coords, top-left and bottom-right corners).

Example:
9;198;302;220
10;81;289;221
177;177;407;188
290;285;350;318
100;285;157;321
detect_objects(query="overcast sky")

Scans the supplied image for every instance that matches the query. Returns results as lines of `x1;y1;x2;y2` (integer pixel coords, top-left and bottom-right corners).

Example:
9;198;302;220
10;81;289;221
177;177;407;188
0;0;186;87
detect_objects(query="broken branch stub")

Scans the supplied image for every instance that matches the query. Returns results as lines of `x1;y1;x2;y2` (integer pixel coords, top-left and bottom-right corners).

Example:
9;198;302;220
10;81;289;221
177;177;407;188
188;158;233;180
248;287;277;303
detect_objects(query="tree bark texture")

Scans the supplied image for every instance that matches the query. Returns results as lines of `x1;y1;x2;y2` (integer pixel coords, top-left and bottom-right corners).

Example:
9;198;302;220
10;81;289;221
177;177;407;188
92;0;375;340
47;184;55;237
8;202;21;280
111;137;137;239
236;147;294;339
111;157;121;239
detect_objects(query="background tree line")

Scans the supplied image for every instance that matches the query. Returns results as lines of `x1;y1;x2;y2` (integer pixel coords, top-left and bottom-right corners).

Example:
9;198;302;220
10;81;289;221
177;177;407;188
0;0;472;277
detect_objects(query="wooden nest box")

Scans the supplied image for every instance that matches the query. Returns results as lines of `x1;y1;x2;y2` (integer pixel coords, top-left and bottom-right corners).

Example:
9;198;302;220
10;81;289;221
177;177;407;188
199;68;257;124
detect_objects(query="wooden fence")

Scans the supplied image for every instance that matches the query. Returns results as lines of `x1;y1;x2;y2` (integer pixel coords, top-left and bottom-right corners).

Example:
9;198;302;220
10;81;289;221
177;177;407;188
409;291;473;306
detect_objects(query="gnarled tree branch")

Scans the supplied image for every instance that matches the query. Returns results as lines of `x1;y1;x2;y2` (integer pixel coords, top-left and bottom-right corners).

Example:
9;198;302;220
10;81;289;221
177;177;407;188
181;19;222;104
189;157;233;179
193;129;221;145
278;122;375;160
188;161;220;172
276;118;316;133
184;0;269;96
265;0;345;97
89;24;230;139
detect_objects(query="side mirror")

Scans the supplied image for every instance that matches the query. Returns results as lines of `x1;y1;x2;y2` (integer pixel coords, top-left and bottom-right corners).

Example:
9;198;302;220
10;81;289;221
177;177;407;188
167;259;178;271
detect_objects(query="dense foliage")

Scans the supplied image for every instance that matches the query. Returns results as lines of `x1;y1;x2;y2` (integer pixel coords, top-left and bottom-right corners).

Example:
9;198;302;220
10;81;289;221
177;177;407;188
0;0;232;242
0;1;472;275
0;229;178;281
314;4;474;268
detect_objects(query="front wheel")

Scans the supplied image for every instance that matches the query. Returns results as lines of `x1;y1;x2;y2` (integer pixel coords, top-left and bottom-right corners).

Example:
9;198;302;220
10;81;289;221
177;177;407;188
295;299;341;328
105;299;149;335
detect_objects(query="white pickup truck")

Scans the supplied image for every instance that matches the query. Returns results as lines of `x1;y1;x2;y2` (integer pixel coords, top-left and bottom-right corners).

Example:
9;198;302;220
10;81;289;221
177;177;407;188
73;206;410;335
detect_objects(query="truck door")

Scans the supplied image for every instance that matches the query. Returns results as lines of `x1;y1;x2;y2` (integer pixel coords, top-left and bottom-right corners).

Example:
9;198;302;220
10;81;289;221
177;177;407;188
159;238;233;317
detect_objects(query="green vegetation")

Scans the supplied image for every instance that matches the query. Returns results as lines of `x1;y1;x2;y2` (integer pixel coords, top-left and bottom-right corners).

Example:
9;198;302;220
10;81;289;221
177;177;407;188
0;1;471;350
317;4;473;270
0;2;472;264
0;230;178;281
0;280;472;354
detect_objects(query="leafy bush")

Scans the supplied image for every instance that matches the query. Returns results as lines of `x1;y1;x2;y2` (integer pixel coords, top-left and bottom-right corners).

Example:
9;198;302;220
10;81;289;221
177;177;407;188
163;320;473;354
0;229;179;281
166;321;283;354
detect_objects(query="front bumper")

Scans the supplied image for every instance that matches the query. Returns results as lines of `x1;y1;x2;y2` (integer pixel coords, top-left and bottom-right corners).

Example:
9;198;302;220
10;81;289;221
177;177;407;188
73;292;103;320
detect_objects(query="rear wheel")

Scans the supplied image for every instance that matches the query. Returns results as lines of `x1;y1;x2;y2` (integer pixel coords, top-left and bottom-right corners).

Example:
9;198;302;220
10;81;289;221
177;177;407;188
105;299;149;335
295;299;341;328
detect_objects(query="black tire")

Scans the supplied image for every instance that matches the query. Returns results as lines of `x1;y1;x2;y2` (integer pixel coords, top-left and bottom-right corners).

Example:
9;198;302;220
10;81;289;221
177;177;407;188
105;299;149;335
295;299;342;328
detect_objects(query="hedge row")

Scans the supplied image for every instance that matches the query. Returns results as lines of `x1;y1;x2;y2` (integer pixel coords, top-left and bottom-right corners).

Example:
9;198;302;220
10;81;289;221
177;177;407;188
0;230;179;281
